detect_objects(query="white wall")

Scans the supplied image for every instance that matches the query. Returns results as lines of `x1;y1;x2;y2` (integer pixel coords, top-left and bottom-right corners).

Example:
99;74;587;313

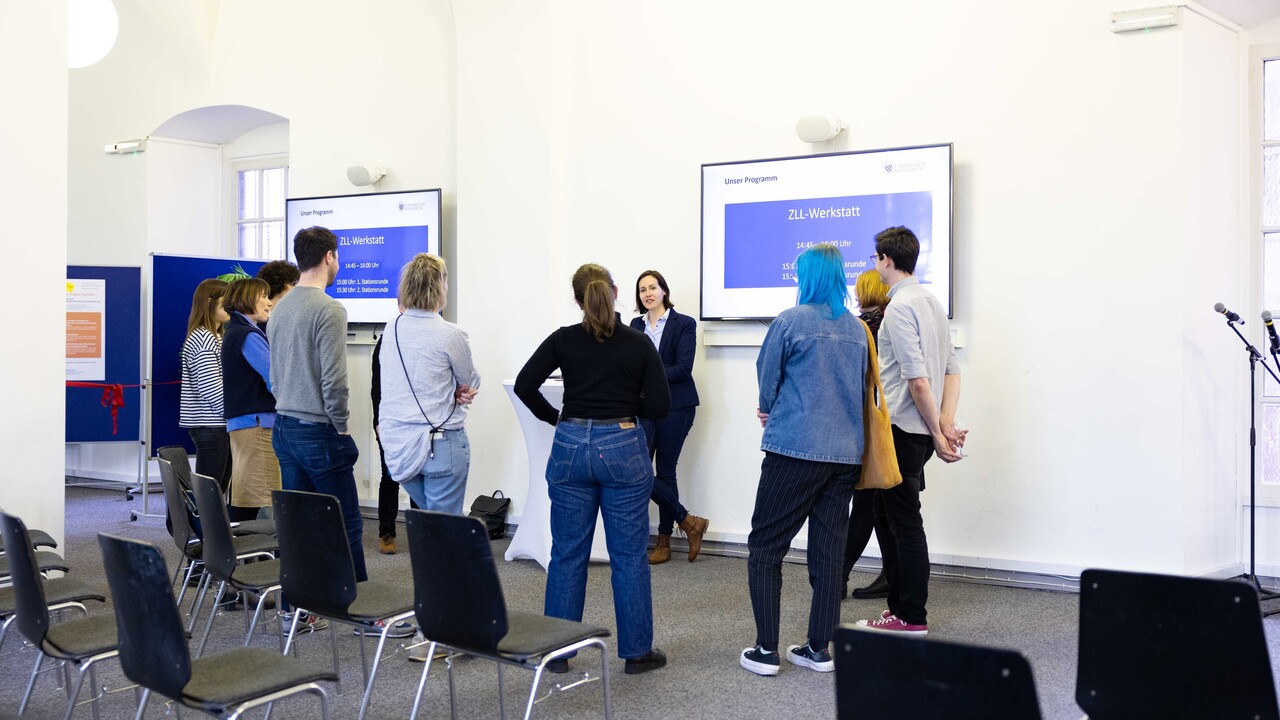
60;0;1265;578
455;0;1247;576
65;0;457;504
1;3;68;543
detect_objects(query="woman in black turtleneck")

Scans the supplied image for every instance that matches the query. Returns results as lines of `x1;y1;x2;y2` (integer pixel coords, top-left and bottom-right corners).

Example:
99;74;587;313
515;262;670;676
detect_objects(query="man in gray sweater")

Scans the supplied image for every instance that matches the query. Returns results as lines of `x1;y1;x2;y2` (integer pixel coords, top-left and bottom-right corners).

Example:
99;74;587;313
269;226;367;582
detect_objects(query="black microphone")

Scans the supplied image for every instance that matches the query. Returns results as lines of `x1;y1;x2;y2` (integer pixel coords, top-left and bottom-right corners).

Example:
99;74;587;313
1215;302;1244;324
1265;311;1280;354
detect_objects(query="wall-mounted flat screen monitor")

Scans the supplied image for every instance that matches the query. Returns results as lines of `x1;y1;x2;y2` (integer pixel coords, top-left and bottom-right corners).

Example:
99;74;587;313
285;188;442;323
701;144;952;320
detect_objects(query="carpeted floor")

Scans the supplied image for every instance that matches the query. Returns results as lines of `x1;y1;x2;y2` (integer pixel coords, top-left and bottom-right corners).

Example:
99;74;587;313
3;485;1279;718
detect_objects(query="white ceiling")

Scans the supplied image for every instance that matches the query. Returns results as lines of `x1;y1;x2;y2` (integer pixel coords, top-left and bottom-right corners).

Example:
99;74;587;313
151;104;287;145
1194;0;1280;28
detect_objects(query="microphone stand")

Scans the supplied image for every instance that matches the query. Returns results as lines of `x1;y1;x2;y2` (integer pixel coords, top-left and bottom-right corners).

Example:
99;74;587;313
1221;316;1280;611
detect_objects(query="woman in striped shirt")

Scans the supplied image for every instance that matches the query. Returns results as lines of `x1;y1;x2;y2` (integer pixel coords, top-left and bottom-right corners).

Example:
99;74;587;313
180;278;232;494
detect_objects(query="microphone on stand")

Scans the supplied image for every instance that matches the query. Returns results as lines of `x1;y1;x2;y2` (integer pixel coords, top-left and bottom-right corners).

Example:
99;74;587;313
1215;302;1244;323
1264;310;1280;355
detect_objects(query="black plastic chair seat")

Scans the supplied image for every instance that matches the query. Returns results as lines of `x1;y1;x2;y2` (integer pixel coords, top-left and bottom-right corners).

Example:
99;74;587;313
0;550;70;577
181;646;336;710
228;558;281;589
0;577;104;617
41;613;118;659
0;528;56;553
229;532;278;556
495;611;611;662
230;519;276;537
345;582;415;623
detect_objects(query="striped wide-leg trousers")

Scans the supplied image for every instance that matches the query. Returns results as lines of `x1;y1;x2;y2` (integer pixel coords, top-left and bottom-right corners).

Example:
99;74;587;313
747;451;859;651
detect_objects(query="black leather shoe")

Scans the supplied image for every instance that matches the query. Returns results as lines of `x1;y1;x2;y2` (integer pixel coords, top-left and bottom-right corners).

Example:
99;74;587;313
545;658;570;674
851;572;890;599
624;648;667;674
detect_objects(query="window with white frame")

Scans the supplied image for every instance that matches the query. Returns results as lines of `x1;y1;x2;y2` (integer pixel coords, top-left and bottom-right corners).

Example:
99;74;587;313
236;166;288;259
1263;56;1280;483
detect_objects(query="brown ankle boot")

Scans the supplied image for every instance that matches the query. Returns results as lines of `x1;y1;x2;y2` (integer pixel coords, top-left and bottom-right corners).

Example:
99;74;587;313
649;535;671;564
678;514;709;562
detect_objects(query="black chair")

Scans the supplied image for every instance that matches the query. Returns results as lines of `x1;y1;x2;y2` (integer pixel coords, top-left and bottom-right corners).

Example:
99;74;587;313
0;548;71;582
833;625;1041;720
157;445;276;538
0;526;57;552
97;532;337;719
405;510;613;720
273;489;416;720
0;511;118;720
189;472;283;655
157;458;276;634
0;571;106;657
1077;568;1279;720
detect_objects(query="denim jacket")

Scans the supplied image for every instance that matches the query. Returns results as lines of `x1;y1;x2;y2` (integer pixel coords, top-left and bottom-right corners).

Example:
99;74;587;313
756;303;868;464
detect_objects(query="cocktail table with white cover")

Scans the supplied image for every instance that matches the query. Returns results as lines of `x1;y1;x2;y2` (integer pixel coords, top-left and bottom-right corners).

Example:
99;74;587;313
502;379;608;569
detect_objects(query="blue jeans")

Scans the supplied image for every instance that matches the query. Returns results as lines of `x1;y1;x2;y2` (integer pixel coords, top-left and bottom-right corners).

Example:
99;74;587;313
640;407;696;535
544;420;654;659
272;415;367;582
400;428;469;515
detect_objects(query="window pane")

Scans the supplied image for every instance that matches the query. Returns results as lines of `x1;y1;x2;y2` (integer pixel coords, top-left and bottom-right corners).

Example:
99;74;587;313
263;167;286;218
1268;233;1280;397
238;170;260;220
1265;148;1280;227
1264;405;1280;483
1267;60;1280;142
264;221;286;259
238;223;259;258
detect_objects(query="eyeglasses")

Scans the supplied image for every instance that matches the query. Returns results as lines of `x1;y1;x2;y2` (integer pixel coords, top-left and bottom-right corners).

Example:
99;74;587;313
869;253;882;261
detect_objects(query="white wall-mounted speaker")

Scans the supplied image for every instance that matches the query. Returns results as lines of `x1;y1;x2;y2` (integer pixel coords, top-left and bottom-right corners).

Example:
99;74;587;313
347;162;387;186
795;116;847;143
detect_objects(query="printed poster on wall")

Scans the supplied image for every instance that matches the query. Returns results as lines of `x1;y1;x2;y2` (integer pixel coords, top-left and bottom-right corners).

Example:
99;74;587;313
66;278;106;381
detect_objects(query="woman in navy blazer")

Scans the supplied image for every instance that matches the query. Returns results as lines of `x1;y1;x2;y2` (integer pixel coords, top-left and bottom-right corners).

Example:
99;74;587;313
630;270;710;563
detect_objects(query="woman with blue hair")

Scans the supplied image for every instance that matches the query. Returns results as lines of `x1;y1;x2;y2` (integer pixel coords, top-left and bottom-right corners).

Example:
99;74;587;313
741;243;870;677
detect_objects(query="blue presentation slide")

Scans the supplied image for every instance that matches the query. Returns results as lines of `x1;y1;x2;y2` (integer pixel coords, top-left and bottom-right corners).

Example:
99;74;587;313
724;191;932;288
331;225;430;300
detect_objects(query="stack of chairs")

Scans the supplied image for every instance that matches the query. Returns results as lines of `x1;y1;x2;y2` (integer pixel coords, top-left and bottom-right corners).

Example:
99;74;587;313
0;510;117;719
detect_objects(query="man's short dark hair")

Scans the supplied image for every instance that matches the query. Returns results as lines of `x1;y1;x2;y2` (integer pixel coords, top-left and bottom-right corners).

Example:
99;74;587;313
874;226;920;275
293;227;338;271
255;260;300;299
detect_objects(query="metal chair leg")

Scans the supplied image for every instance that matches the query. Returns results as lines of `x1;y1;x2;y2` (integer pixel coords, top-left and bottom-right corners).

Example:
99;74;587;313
133;687;149;720
244;586;277;648
20;651;43;713
197;581;227;656
0;614;11;656
408;641;438;720
598;640;612;720
357;626;393;720
329;619;342;697
447;651;458;720
281;610;302;655
62;662;89;720
357;626;369;686
186;570;212;633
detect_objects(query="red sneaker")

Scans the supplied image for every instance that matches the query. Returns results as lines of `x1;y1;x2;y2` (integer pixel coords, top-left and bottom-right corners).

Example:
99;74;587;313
855;613;928;637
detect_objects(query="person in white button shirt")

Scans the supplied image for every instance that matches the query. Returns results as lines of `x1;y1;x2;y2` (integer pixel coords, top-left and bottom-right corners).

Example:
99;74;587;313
378;253;479;515
855;226;966;638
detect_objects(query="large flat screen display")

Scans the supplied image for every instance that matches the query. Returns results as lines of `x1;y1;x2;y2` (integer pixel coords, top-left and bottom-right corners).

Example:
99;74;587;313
286;188;442;323
701;144;952;320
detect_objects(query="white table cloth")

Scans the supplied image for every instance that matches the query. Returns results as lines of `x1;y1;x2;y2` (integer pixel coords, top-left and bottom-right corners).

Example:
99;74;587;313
503;380;609;569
